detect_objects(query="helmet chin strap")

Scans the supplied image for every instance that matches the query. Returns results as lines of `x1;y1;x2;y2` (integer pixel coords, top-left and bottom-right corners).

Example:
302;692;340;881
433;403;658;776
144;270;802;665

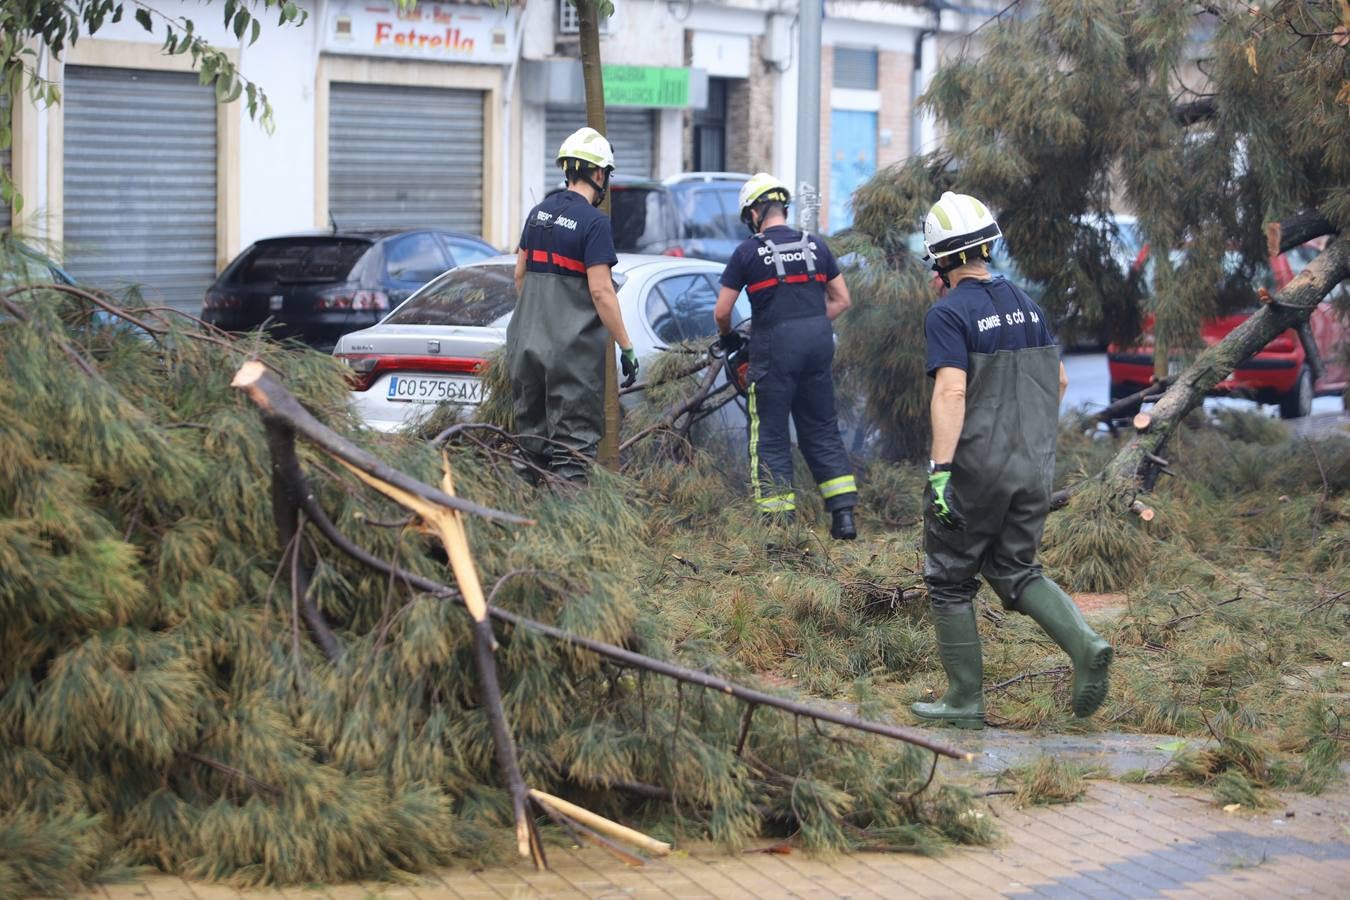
584;170;610;208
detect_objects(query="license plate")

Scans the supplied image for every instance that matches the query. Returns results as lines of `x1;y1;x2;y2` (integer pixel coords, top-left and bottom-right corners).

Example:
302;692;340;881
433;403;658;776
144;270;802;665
386;375;483;405
269;295;284;311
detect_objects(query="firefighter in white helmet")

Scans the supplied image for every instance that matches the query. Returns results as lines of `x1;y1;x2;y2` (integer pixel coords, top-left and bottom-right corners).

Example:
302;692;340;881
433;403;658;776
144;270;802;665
713;173;859;539
915;190;1111;729
508;126;639;481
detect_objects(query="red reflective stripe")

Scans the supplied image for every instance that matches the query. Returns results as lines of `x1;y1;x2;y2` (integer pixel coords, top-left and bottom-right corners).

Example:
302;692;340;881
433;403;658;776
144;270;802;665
531;250;549;263
551;253;586;272
746;272;827;293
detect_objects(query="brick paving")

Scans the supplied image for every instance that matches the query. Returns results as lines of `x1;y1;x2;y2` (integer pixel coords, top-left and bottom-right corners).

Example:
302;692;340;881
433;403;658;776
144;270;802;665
87;781;1349;899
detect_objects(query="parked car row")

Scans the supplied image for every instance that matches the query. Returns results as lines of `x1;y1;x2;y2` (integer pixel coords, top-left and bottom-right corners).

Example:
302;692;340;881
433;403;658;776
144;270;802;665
202;228;497;351
333;254;751;432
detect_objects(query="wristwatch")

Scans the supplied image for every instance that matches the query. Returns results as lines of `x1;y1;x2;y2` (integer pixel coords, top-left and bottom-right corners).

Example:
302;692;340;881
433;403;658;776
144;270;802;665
928;460;952;474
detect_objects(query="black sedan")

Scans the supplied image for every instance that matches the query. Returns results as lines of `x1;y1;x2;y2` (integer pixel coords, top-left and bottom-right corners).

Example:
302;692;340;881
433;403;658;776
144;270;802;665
202;228;497;350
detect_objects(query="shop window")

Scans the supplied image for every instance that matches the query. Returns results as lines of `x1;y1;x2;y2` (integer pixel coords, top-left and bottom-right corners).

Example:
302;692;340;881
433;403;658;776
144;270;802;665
693;78;729;172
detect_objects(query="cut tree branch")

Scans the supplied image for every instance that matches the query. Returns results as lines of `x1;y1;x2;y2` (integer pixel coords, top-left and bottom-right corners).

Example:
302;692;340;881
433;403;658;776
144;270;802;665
264;419;343;662
232;362;531;526
1100;233;1350;499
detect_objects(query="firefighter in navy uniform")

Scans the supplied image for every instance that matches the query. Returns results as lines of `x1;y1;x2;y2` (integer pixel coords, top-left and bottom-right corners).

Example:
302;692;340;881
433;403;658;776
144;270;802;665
508;127;640;481
914;191;1112;729
713;173;859;540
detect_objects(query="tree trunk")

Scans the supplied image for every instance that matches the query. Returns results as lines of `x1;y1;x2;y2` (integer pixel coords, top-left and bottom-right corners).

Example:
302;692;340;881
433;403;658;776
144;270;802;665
1100;233;1349;498
577;0;620;469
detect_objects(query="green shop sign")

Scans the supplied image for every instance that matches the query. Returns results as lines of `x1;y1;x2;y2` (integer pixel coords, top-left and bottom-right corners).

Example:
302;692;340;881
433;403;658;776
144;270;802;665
603;65;689;108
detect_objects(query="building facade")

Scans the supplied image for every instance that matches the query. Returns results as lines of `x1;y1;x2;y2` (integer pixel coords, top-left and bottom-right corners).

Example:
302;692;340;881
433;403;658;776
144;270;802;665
3;0;987;311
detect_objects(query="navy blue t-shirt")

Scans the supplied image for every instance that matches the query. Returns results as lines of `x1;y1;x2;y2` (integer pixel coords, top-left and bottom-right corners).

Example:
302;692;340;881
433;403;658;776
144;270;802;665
519;189;618;278
924;275;1056;377
720;226;842;298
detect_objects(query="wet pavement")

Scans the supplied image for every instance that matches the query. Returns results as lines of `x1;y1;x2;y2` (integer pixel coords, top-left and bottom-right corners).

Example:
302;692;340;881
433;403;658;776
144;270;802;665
91;744;1350;899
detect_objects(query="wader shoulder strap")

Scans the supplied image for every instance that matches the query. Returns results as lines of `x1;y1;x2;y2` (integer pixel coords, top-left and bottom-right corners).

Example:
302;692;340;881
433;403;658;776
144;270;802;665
754;231;818;283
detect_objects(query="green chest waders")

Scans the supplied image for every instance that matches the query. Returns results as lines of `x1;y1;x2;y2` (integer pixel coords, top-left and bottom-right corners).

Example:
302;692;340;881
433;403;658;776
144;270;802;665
913;284;1112;727
505;271;607;480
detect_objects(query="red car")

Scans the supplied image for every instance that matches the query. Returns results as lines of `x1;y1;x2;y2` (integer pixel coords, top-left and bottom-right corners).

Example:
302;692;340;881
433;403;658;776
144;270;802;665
1107;241;1348;419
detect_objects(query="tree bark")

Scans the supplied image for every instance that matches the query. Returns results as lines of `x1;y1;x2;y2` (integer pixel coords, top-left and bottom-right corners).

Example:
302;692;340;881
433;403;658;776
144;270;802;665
1267;209;1338;256
1100;233;1350;498
263;418;343;662
577;0;621;470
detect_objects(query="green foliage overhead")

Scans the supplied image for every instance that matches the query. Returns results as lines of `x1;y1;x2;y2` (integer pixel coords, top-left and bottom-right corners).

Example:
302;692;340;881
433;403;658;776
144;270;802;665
0;0;310;214
843;0;1350;399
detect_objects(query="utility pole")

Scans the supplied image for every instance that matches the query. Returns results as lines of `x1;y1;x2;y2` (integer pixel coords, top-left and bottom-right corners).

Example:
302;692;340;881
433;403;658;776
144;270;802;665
576;0;621;469
795;0;822;233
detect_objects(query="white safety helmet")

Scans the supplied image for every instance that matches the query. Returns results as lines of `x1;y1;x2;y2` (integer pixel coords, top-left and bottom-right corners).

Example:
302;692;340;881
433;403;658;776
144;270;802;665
556;126;615;172
739;173;791;216
922;191;1002;267
738;173;791;229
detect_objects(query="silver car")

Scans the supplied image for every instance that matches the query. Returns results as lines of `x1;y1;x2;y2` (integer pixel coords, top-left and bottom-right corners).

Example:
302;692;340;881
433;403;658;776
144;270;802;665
333;253;750;432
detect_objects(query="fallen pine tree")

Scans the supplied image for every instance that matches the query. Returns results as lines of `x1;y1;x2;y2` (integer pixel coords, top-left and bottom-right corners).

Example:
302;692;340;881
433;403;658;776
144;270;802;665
0;286;993;896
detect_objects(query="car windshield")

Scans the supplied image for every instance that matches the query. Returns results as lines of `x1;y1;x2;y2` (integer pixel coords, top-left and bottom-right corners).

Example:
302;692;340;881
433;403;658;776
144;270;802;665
230;238;372;285
610;187;671;251
383;264;517;327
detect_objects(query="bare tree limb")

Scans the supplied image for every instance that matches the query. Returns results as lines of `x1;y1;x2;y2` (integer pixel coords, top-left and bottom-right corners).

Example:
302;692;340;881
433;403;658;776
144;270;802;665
232;362;531;526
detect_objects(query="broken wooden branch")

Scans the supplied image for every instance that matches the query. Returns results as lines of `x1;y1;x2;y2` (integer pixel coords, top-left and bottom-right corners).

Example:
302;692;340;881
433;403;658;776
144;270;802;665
1090;378;1174;424
530;788;672;857
264;419;343;662
619;354;723;453
232;362;531;527
234;361;543;866
533;794;639;867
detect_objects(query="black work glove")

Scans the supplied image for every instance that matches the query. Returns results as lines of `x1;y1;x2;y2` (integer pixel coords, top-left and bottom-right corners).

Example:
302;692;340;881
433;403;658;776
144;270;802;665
927;466;966;531
718;330;746;354
620;347;639;388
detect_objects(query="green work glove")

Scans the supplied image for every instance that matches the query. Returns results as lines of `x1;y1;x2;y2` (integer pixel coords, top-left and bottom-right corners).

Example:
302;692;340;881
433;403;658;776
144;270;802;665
620;347;640;388
928;466;966;531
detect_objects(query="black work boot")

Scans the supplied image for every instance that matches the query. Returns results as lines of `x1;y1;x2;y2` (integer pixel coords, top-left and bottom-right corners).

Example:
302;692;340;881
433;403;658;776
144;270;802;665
830;508;857;540
911;605;985;729
1016;578;1113;718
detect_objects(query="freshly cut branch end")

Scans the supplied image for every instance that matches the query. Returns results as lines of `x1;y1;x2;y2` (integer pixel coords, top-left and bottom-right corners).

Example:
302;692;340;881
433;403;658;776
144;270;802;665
230;359;268;388
1133;413;1153;432
529;789;673;856
1130;500;1156;522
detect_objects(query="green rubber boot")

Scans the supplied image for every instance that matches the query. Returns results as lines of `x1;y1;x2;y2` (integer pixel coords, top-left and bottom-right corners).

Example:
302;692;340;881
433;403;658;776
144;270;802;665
1016;578;1113;718
911;605;985;729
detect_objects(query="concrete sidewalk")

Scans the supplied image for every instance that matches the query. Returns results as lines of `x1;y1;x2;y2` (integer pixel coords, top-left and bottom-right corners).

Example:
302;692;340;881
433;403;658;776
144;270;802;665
91;779;1349;899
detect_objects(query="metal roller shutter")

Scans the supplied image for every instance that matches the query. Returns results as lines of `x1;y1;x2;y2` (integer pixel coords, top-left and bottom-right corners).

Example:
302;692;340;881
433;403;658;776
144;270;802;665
329;82;484;234
64;66;217;311
545;106;654;190
1;92;10;232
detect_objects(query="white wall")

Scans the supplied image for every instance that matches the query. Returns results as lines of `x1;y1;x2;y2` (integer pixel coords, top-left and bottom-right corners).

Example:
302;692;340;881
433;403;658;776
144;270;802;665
237;1;323;246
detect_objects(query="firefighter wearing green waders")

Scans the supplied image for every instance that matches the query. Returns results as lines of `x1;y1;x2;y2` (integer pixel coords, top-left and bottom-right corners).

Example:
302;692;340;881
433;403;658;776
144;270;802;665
509;127;639;482
914;191;1113;729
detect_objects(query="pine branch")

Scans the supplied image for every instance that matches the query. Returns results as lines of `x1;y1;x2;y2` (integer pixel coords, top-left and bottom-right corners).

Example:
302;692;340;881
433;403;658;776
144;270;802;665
295;475;972;761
